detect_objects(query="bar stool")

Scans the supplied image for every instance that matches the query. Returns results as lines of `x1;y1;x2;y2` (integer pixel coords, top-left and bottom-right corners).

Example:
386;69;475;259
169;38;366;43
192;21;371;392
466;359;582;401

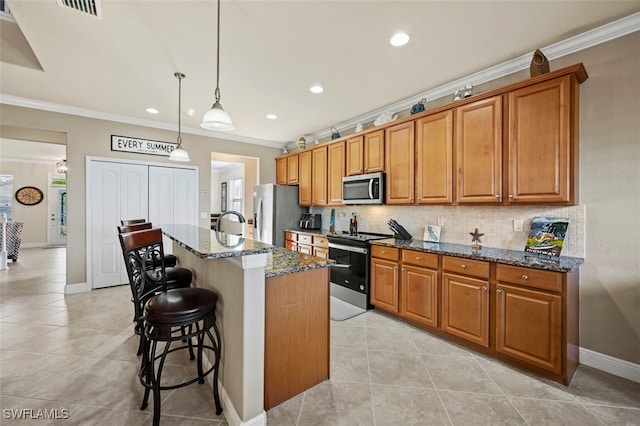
118;222;178;268
118;224;191;356
119;228;222;425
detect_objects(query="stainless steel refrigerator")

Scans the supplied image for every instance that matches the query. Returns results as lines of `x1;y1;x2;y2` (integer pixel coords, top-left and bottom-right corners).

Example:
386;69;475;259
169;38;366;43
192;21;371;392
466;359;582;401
253;184;305;247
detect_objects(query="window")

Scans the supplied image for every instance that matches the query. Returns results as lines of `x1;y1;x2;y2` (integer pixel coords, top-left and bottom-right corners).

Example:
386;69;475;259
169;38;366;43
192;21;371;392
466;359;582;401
0;174;13;220
230;177;243;213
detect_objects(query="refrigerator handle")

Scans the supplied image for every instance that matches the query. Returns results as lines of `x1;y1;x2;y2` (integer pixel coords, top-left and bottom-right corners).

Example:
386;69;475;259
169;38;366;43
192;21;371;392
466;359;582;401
256;198;263;240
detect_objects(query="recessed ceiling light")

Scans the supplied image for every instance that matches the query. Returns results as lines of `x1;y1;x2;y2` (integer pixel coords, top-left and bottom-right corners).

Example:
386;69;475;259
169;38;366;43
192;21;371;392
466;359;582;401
187;108;195;117
310;85;324;94
390;32;410;47
146;107;160;114
266;114;278;120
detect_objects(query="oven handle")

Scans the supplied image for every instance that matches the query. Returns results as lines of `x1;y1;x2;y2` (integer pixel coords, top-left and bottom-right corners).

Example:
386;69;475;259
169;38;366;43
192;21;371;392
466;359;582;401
330;264;351;268
328;242;368;254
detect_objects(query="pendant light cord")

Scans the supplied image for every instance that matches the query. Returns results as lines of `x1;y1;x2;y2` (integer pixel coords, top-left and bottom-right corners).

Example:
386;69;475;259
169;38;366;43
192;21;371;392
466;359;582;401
215;0;221;103
175;72;185;145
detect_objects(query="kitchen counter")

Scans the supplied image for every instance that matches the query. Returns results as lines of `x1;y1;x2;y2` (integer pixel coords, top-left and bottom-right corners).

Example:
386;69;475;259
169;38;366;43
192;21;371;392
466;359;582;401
266;247;333;278
160;223;275;259
371;238;584;272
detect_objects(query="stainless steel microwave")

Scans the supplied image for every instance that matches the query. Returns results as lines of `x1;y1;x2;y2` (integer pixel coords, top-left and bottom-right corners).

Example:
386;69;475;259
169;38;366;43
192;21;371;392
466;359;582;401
342;172;385;205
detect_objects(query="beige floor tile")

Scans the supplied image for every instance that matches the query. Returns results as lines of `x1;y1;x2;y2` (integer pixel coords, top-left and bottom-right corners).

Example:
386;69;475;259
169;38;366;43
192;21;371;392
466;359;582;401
509;397;603;426
423;354;501;394
584;404;640;425
410;329;472;357
439;391;527;425
368;351;434;388
330;347;370;384
371;385;450;425
330;322;366;349
266;392;303;426
365;326;417;353
568;365;640;409
296;381;374;426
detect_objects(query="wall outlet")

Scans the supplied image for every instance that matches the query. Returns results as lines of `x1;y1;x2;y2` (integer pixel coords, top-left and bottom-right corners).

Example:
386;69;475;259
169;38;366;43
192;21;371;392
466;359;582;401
437;216;446;226
513;219;524;232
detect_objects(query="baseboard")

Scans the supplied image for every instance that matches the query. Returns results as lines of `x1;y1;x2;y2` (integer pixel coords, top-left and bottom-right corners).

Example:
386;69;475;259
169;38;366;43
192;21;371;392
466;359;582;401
63;282;90;294
580;347;640;383
20;242;48;248
202;356;267;426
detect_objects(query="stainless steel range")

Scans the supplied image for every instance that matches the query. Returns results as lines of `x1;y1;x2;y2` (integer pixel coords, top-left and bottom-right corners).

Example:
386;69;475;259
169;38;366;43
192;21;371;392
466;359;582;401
326;232;393;310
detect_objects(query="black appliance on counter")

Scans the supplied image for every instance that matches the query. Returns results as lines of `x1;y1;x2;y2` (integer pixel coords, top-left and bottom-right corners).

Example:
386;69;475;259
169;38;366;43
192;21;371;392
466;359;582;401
298;213;322;230
326;231;393;310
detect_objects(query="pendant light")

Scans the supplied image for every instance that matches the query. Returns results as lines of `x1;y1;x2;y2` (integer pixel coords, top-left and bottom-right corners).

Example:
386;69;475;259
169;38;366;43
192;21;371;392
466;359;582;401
169;72;191;162
201;0;234;131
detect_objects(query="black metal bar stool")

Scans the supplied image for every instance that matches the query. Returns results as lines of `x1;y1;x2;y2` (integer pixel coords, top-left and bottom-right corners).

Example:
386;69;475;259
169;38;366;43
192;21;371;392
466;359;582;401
118;223;191;356
120;228;223;426
119;221;178;267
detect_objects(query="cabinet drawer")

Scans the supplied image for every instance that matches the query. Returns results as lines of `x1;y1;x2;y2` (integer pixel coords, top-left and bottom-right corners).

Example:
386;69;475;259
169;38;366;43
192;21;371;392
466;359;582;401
298;234;312;244
443;256;489;279
371;245;399;261
285;231;297;242
496;265;562;293
401;250;438;269
313;235;328;247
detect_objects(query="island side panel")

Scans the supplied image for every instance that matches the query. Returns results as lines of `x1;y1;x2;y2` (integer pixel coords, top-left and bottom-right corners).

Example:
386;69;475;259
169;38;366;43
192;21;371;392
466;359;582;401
172;243;267;423
264;267;330;410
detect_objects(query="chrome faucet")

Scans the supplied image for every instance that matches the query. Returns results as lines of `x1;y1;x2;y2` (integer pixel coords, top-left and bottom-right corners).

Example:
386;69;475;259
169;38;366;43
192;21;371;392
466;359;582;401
214;210;246;232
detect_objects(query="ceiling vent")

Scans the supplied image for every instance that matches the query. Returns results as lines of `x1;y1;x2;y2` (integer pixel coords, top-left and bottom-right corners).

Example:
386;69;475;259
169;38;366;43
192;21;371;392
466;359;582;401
56;0;102;19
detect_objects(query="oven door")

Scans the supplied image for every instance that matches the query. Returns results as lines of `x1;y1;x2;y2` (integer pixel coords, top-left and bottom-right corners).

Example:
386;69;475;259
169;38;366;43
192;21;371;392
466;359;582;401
328;242;368;294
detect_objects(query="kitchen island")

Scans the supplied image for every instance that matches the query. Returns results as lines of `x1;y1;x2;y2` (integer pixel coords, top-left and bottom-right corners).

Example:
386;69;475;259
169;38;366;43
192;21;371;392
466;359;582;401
160;224;332;426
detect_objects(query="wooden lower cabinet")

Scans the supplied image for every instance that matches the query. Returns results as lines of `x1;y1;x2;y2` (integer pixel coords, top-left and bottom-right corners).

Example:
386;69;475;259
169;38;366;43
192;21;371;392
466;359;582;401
369;247;579;384
495;283;561;374
285;231;329;258
400;250;439;328
441;272;489;347
370;257;399;312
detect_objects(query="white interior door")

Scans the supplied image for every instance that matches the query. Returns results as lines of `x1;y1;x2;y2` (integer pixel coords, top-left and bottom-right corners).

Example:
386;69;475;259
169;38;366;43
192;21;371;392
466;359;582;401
90;161;148;289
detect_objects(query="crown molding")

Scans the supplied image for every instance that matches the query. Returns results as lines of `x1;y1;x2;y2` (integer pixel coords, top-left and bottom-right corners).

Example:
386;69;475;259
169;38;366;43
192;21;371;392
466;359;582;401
309;11;640;141
0;95;284;149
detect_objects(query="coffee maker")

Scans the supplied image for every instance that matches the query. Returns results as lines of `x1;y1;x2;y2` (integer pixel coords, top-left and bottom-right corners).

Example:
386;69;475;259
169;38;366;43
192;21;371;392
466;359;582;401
298;213;322;230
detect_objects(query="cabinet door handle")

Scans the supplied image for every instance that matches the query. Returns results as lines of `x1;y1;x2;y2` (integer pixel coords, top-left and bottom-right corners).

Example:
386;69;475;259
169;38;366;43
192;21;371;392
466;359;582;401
460;264;467;269
521;274;529;280
496;288;503;294
415;256;421;260
495;194;501;199
481;286;488;291
381;250;386;254
509;194;514;199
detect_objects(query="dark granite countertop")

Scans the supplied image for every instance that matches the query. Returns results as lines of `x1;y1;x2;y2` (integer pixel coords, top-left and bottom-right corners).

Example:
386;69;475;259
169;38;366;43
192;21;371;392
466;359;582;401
161;224;275;259
371;239;584;272
265;247;334;278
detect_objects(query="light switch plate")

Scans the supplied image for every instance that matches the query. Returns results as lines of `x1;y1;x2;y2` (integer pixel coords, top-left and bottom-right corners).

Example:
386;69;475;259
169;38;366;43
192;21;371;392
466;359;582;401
513;219;524;232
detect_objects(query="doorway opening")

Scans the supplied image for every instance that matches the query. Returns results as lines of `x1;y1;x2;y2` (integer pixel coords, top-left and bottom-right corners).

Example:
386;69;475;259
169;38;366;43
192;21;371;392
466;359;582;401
210;153;259;237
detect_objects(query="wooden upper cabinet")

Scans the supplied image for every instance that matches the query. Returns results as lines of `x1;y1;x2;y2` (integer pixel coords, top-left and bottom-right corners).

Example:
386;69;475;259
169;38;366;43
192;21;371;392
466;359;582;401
415;110;453;204
298;150;312;206
346;136;364;176
364;130;385;173
455;96;503;204
311;146;327;206
385;122;415;204
276;157;287;185
327;141;345;205
507;75;575;204
286;154;299;185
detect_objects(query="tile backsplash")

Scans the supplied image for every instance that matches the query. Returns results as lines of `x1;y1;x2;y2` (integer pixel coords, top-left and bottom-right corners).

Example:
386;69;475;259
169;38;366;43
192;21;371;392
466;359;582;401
312;204;586;258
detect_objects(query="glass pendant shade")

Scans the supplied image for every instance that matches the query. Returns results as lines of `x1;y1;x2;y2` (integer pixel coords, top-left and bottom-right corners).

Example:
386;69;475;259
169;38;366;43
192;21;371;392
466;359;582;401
169;147;191;162
201;101;234;131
